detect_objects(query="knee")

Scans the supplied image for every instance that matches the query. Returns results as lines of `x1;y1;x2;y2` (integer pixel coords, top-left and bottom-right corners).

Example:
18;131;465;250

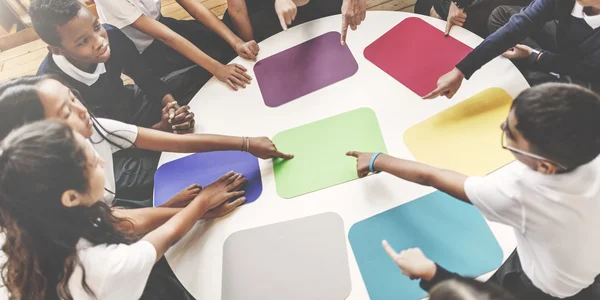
488;6;513;34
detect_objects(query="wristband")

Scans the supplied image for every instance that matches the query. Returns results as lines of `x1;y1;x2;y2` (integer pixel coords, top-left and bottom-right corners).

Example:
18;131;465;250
369;152;383;174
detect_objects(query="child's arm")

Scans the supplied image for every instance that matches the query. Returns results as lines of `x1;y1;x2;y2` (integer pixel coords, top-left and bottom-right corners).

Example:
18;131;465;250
131;15;252;91
134;126;294;160
113;207;181;234
176;0;259;60
346;152;469;203
226;0;255;41
142;171;246;260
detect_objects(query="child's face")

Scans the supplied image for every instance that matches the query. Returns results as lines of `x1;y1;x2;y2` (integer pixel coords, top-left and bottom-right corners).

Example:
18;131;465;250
37;79;94;138
50;7;111;65
73;131;106;207
502;109;559;174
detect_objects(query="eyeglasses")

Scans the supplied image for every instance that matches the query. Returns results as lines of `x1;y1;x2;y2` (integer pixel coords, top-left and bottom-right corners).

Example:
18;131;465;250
501;121;568;170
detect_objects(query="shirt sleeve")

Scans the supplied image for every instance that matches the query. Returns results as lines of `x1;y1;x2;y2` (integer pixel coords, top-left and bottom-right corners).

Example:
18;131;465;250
107;26;170;105
419;264;463;292
534;50;600;81
464;175;526;233
96;118;139;153
82;240;157;299
455;0;557;79
96;0;144;29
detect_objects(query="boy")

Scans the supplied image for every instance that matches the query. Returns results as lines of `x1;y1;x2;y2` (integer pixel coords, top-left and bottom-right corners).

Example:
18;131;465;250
31;0;194;133
94;0;260;91
348;83;600;299
424;0;600;99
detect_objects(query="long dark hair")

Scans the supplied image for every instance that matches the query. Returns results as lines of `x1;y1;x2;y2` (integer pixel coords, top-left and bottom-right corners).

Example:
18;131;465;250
0;120;136;300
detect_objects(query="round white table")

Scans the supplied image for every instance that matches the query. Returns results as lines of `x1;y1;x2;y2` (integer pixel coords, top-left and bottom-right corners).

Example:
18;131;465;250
159;11;528;299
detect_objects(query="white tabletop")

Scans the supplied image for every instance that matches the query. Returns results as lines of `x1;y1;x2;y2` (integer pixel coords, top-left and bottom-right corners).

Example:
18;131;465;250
158;11;528;299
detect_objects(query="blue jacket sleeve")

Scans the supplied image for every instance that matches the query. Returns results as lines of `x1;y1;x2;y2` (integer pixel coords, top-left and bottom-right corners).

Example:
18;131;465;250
419;264;463;292
455;0;557;79
535;49;600;80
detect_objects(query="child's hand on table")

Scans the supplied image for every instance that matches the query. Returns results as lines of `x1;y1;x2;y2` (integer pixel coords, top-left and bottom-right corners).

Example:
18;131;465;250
235;40;260;61
382;241;437;281
445;2;467;36
202;197;247;219
346;151;375;178
275;0;298;31
160;184;202;208
215;64;253;91
423;67;465;99
194;171;248;210
341;0;366;45
248;137;294;160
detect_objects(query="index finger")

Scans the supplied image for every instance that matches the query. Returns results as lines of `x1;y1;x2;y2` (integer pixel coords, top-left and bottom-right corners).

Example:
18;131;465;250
341;19;349;45
346;151;359;158
382;240;398;259
422;85;444;99
278;13;288;31
218;171;236;182
272;151;294;160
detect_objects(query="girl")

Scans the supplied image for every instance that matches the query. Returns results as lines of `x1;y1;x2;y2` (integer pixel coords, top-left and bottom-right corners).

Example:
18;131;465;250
0;120;245;299
0;75;293;234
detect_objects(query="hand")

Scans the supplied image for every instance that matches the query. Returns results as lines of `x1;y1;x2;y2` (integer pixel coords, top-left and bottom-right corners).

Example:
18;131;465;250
382;241;437;281
341;0;366;45
168;104;195;134
346;151;374;178
275;0;297;31
194;171;247;210
235;40;260;61
202;197;247;219
215;64;253;91
160;184;202;208
445;2;467;36
502;44;533;60
423;67;465;99
248;137;294;160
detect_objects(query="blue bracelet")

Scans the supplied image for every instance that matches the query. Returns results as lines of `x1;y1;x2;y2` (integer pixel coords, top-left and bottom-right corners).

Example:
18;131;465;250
369;152;382;174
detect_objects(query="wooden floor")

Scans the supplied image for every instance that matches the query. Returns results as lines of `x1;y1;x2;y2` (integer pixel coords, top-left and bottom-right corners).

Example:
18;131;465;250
0;0;415;83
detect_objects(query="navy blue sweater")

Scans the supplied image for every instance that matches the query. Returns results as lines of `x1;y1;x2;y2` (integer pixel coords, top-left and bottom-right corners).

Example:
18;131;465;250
456;0;600;85
37;24;170;122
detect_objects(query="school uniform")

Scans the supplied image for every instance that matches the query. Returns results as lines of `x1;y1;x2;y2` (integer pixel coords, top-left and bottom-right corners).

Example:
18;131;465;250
464;157;600;299
69;239;193;300
221;0;343;43
456;0;600;91
94;0;236;87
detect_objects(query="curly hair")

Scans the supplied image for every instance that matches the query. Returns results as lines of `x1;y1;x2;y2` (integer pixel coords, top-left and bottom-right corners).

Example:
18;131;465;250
29;0;83;46
0;120;137;300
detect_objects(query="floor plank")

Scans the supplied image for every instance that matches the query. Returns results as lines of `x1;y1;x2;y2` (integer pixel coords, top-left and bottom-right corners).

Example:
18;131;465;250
0;0;415;82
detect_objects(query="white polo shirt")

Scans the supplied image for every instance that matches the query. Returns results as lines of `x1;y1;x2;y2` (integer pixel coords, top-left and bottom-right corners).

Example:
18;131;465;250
89;118;138;205
95;0;162;53
465;156;600;298
68;239;157;299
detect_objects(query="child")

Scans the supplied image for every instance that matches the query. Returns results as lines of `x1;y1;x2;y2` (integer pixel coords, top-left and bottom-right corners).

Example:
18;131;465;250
414;0;532;38
0;75;293;229
93;0;259;91
424;0;600;99
0;120;245;299
222;0;342;43
30;0;194;132
348;83;600;299
381;242;518;300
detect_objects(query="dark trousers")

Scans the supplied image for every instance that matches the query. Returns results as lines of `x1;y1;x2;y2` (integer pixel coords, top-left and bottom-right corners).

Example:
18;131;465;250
222;0;343;43
141;17;237;101
112;148;160;209
490;250;600;300
487;5;595;90
415;0;532;37
141;257;196;300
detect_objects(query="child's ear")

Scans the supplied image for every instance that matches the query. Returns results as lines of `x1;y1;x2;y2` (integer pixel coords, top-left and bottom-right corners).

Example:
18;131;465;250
47;45;64;56
61;190;83;207
537;161;557;175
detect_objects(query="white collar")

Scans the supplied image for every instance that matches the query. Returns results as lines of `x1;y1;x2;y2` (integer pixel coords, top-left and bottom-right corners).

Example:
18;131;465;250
572;2;600;30
52;54;107;86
